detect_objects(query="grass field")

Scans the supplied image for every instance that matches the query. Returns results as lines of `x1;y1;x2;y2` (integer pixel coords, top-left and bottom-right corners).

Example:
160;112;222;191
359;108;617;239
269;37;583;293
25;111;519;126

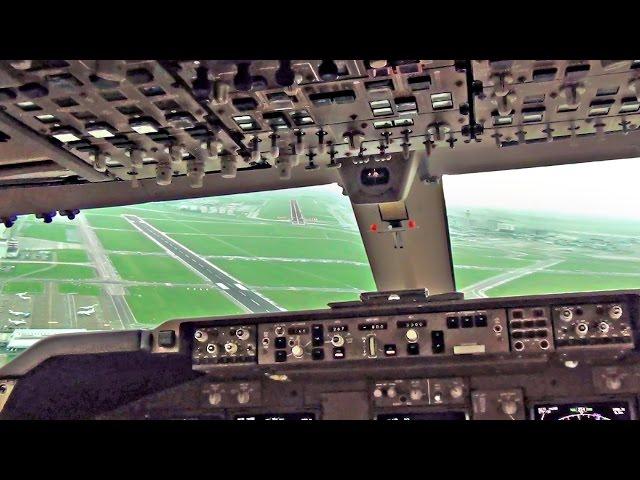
125;286;245;325
109;254;205;284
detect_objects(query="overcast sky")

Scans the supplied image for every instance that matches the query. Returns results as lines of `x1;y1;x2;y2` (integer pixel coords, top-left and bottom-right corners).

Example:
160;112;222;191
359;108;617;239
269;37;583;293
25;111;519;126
443;158;640;220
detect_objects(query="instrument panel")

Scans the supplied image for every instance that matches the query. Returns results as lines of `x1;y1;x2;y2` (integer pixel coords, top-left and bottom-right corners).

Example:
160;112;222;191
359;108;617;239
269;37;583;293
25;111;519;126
2;290;640;420
190;298;633;370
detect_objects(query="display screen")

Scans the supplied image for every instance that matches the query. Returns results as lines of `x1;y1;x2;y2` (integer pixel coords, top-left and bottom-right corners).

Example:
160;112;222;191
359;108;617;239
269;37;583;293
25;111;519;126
376;411;468;420
234;412;316;421
533;401;631;420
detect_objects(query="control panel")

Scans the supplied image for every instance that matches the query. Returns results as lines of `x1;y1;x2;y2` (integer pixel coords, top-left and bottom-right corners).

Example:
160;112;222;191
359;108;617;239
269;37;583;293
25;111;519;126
552;302;633;350
372;377;467;408
256;309;509;366
191;296;634;372
192;325;257;367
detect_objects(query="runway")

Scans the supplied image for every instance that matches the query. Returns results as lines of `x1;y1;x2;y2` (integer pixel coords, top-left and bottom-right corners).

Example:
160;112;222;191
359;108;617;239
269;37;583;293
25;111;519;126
290;199;305;225
123;215;283;314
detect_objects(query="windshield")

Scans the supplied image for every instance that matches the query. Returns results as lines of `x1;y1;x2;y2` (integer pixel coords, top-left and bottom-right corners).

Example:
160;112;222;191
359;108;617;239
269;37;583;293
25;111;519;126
444;157;640;299
0;184;375;367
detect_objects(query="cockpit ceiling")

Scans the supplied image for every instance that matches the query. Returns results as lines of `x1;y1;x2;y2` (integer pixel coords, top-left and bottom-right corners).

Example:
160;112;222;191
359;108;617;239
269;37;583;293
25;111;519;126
0;60;639;218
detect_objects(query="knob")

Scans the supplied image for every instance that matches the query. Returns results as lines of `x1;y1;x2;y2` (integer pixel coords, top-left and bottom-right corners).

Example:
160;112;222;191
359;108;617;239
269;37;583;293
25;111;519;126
275;157;293;180
213;80;230;105
156;162;172;186
93;152;108;172
236;328;250;341
237;391;250;405
275;60;296;87
194;330;208;342
234;62;253;92
433;391;443;403
224;342;238;354
386;386;397;398
575;322;589;337
318;59;339;81
369;60;388;69
609;305;623;320
292;345;304;358
410;389;423;401
373;388;383;398
450;385;464;399
208;392;222;406
605;376;622;391
405;329;418;343
598;321;610;334
490;72;513;97
501;399;518;416
129;148;144;168
331;334;345;347
560;308;573;322
192;65;212;101
220;155;238;179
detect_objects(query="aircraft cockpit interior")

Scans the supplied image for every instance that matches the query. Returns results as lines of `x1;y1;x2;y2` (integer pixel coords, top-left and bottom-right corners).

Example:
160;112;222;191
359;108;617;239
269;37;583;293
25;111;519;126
1;59;640;421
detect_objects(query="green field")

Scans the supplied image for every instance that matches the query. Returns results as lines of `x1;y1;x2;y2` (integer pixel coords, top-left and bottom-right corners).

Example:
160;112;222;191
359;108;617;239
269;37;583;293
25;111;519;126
212;258;375;290
55;249;90;263
109;254;204;284
125;285;245;325
94;229;164;253
256;289;362;311
1;281;45;294
0;262;95;280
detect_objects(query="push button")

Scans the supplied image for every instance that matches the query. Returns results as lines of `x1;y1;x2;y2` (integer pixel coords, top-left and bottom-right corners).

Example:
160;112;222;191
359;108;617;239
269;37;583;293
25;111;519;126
274;336;287;349
474;314;488;327
407;343;420;355
275;350;287;363
384;344;397;356
446;316;460;329
311;324;324;347
312;348;325;360
461;315;474;328
431;330;445;353
333;347;345;359
158;330;176;348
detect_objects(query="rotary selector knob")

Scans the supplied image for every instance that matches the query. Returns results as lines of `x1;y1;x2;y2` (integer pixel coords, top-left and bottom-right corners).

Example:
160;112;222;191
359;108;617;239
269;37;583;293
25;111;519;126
292;345;304;358
501;400;518;416
405;329;418;343
224;342;238;354
450;385;464;399
237;391;250;405
386;387;397;398
236;328;250;341
373;388;383;398
410;389;423;401
208;392;222;406
609;305;623;320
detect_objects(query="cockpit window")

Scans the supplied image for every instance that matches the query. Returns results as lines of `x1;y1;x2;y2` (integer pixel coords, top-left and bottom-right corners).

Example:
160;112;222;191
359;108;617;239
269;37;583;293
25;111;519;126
0;184;375;367
444;158;640;299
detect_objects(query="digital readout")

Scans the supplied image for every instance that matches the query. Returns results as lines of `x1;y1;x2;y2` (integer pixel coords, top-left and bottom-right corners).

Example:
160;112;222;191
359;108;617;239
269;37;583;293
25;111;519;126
328;325;349;332
287;327;309;335
358;322;388;331
396;320;427;328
